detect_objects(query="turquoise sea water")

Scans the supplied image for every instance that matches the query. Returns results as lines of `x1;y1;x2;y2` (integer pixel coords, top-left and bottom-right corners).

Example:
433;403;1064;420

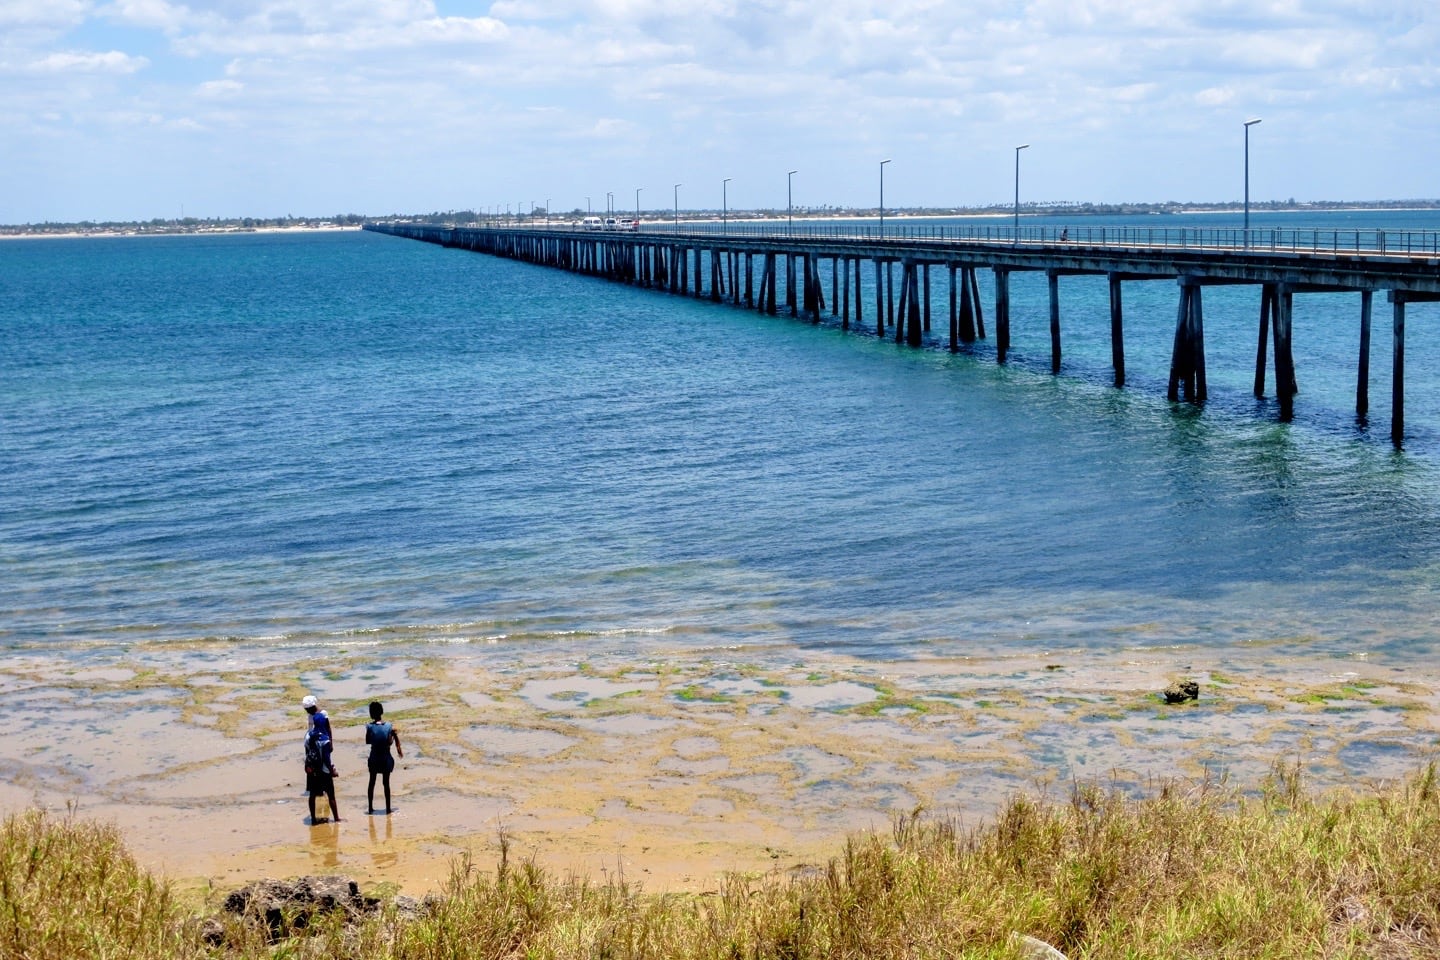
4;214;1440;665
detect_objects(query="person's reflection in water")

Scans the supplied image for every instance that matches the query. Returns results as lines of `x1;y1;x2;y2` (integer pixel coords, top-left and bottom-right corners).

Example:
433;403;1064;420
368;812;398;870
308;820;342;870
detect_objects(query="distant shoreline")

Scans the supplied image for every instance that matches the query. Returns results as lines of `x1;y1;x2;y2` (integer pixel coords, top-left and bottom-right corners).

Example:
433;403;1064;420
5;203;1440;239
0;224;364;242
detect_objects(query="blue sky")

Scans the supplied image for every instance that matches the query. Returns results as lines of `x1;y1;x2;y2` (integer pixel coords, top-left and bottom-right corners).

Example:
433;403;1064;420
2;0;1436;222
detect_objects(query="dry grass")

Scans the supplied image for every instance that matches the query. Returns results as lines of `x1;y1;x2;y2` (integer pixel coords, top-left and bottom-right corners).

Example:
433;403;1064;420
0;805;192;959
9;763;1440;959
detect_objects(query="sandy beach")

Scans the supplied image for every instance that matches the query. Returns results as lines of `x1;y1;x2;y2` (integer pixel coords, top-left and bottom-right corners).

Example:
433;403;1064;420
3;640;1435;899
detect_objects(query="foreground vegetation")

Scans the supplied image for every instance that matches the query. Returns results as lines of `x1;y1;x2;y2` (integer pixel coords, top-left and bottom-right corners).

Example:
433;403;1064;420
6;764;1440;959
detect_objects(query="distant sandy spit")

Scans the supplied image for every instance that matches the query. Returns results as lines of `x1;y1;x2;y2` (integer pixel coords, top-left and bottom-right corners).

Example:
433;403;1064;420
0;225;364;241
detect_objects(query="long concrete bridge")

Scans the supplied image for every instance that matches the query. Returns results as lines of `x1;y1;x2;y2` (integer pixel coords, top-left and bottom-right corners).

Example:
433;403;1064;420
364;220;1440;445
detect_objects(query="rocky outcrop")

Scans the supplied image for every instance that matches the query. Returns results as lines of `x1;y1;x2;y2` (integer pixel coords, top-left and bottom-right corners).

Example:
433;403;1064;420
203;874;430;944
1163;679;1200;704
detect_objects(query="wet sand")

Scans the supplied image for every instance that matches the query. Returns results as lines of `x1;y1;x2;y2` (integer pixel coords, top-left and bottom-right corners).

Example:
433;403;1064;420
2;640;1435;898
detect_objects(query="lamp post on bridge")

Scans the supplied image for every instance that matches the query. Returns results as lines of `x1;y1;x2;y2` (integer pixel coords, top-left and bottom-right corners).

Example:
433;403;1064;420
586;196;591;216
1244;117;1262;248
1013;144;1029;245
545;198;550;228
787;169;797;237
879;158;892;239
674;183;681;234
635;187;642;224
722;177;731;231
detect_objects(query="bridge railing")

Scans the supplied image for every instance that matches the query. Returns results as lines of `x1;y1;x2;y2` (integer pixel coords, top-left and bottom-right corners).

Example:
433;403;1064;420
457;219;1440;259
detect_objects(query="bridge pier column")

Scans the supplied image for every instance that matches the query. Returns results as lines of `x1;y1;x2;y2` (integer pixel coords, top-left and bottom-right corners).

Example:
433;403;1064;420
1274;286;1298;419
923;264;932;332
906;262;923;347
842;257;851;330
817;254;829;315
1108;273;1126;388
886;262;896;330
1392;292;1406;445
1254;284;1275;397
1357;290;1372;418
895;261;910;344
1168;279;1207;404
853;257;862;329
874;260;884;337
802;254;816;320
1047;270;1062;374
1382;290;1440;445
994;268;1011;363
948;265;958;351
765;253;778;315
959;266;977;344
969;268;985;339
786;255;797;316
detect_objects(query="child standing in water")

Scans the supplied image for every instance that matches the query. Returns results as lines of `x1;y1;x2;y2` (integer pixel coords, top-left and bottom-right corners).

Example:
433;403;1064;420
364;700;403;815
302;695;341;823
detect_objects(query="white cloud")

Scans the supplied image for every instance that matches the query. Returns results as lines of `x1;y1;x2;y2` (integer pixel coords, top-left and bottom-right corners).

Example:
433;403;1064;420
0;0;89;28
4;0;1440;219
197;77;242;96
21;49;148;73
99;0;189;32
1195;86;1235;107
400;15;509;44
170;11;507;56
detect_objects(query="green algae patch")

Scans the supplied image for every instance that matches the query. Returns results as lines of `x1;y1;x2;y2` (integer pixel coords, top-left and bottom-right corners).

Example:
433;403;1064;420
674;685;735;704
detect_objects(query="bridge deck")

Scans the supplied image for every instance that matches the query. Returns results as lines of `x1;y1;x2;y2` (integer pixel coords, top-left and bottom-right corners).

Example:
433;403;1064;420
366;222;1440;446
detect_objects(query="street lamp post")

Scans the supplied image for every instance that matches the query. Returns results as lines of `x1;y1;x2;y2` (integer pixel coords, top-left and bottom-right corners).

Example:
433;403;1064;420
787;169;798;236
586;196;591;216
674;183;681;233
1013;144;1029;243
545;198;550;228
722;177;732;230
1244;117;1262;246
879;158;892;238
635;187;641;223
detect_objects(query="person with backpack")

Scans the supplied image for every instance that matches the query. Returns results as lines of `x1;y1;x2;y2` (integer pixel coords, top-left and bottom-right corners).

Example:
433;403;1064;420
301;695;341;823
364;700;403;815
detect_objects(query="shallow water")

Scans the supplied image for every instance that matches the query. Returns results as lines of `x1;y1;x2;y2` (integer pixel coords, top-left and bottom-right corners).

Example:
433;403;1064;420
4;219;1440;670
8;223;1440;892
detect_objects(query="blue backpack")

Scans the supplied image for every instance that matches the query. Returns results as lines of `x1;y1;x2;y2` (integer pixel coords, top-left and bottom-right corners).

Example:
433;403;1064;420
303;730;324;775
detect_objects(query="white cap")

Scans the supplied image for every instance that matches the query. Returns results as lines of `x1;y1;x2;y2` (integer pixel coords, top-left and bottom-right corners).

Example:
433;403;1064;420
301;695;318;709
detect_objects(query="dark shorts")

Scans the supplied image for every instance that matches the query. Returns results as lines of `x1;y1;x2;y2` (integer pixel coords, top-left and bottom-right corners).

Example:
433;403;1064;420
368;755;395;776
307;771;335;795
